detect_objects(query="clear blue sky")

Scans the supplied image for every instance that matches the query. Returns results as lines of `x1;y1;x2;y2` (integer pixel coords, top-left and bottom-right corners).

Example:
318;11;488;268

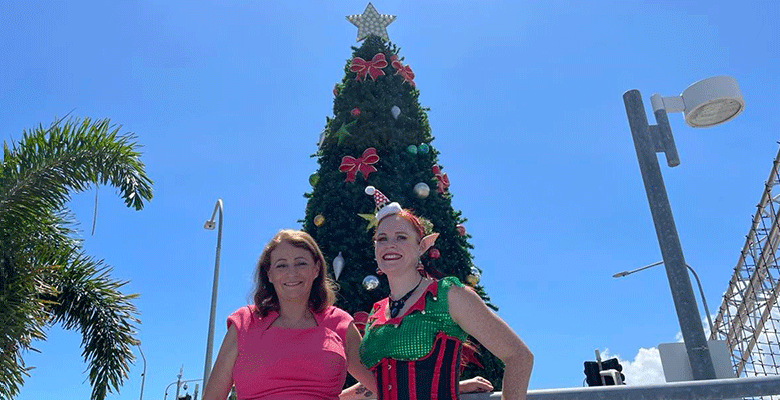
2;0;778;398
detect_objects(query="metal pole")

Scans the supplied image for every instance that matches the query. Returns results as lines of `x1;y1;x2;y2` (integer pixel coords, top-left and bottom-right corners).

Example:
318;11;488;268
623;89;716;380
174;367;182;400
137;344;146;400
203;199;223;388
594;349;606;386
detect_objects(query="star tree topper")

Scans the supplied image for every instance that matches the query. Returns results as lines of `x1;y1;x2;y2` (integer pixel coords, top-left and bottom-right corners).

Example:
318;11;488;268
346;3;396;41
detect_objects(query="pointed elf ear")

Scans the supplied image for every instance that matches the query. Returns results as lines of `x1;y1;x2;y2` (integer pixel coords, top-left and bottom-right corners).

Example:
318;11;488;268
419;233;439;254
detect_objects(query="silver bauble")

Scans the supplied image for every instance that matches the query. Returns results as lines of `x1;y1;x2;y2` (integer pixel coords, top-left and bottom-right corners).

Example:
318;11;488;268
414;182;430;199
333;252;345;280
391;105;401;119
363;275;380;290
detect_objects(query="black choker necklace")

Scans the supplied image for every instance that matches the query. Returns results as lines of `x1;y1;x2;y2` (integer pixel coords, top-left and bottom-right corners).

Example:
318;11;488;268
389;277;424;318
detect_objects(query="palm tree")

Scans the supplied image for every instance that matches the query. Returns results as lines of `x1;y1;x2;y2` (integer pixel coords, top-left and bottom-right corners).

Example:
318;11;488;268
0;117;153;400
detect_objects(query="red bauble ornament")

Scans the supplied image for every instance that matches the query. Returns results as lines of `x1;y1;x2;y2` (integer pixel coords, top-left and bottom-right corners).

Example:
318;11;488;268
351;107;361;117
429;248;440;259
456;224;466;236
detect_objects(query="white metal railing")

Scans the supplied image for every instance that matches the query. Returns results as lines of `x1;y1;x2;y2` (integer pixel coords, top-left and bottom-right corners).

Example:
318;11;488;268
456;375;780;400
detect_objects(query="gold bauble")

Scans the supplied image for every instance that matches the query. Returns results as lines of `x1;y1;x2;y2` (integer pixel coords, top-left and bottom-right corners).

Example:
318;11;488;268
314;214;325;226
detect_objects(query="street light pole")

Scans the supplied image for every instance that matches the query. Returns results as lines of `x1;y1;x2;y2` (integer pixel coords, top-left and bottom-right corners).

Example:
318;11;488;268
202;199;224;388
175;367;183;400
613;261;714;335
137;344;146;400
623;89;716;380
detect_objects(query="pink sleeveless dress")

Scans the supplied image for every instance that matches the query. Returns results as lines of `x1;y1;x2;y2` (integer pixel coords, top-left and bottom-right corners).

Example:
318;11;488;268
227;305;353;400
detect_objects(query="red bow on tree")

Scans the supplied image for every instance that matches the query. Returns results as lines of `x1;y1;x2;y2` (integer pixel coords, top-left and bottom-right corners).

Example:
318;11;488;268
431;165;450;194
350;53;388;81
339;148;380;182
390;54;416;87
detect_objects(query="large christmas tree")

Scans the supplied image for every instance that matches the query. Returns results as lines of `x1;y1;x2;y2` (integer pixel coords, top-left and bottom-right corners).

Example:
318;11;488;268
302;3;504;388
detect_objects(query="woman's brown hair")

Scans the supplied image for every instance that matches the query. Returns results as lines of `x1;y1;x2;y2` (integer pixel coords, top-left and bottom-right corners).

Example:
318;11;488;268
252;230;337;317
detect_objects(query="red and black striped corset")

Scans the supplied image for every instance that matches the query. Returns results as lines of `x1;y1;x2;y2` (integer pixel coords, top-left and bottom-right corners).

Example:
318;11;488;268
371;332;464;400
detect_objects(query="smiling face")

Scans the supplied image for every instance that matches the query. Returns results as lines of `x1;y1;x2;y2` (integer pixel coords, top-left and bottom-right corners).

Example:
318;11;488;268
267;241;320;303
374;214;424;275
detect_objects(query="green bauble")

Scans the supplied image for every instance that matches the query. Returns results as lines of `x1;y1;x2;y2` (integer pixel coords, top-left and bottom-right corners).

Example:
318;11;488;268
418;143;430;154
309;172;320;186
407;145;418;155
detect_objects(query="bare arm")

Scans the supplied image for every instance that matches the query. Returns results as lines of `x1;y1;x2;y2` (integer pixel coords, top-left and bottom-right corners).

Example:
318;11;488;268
340;322;378;400
340;382;377;400
449;286;534;400
202;325;238;400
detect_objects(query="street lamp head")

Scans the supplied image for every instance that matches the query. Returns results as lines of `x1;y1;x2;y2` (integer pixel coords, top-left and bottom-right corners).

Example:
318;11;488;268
681;76;744;127
204;220;216;230
652;76;745;128
612;271;629;278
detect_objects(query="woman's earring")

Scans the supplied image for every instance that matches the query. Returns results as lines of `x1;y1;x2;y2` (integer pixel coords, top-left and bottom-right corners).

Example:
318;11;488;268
416;260;425;276
376;267;384;276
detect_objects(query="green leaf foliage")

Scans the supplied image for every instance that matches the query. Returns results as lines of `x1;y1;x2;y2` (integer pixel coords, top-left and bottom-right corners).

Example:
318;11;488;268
0;117;152;400
302;36;505;388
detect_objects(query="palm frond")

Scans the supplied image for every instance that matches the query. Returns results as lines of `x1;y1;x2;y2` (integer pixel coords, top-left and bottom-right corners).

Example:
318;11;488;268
43;253;140;400
0;117;153;221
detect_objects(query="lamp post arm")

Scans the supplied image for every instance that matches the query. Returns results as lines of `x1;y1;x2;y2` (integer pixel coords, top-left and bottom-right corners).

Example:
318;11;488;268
614;260;665;277
649;94;680;167
613;260;714;338
685;264;714;335
208;199;223;224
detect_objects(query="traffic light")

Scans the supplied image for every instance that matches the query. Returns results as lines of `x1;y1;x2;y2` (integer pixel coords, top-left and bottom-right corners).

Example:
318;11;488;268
583;358;625;386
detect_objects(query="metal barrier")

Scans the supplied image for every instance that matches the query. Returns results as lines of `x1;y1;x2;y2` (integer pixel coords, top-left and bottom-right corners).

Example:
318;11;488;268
459;375;780;400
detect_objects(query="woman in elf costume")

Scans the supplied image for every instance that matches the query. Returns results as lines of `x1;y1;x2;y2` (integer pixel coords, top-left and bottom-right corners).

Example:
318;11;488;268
359;187;534;400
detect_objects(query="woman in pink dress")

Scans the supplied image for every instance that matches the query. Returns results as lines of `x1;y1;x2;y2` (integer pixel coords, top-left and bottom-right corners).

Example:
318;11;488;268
203;230;376;400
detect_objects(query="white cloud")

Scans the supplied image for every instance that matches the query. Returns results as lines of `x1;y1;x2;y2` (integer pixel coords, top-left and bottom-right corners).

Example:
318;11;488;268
593;315;732;387
600;347;666;385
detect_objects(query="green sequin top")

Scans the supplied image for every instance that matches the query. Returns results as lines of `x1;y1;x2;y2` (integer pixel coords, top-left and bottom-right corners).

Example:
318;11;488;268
359;276;469;368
